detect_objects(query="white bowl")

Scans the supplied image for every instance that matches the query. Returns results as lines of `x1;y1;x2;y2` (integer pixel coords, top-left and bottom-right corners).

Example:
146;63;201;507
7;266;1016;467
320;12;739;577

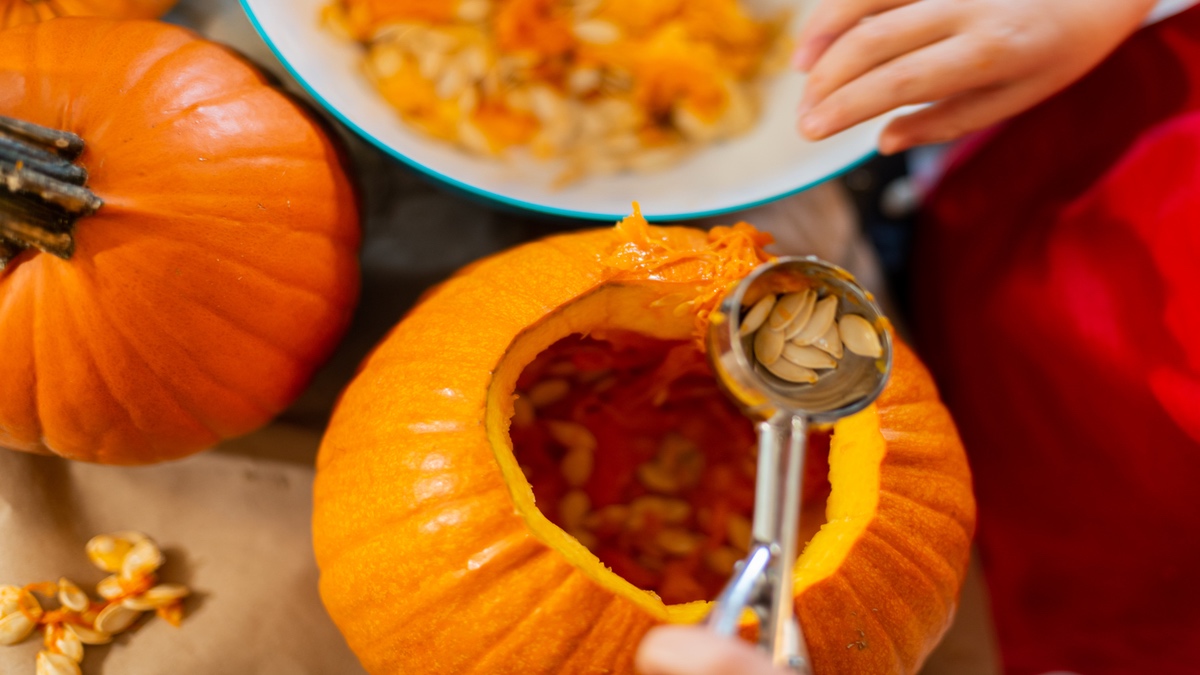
240;0;899;221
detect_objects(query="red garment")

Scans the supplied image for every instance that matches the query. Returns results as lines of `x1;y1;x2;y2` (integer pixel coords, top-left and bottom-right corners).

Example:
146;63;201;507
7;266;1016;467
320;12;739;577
912;9;1200;675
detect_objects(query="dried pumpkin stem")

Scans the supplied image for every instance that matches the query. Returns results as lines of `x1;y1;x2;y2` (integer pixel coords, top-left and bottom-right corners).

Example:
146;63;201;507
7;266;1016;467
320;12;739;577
0;117;99;270
0;115;84;160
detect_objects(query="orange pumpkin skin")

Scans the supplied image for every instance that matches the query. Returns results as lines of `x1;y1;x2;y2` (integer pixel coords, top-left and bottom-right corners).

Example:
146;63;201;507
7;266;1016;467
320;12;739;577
0;0;176;27
0;20;360;464
313;221;975;674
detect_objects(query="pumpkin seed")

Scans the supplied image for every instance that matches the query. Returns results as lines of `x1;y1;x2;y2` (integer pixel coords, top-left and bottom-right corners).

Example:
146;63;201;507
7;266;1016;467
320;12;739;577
0;585;20;614
54;578;87;614
121;538;163;581
0;610;35;646
559;490;591;530
417;49;447;80
460;46;489;80
36;651;80;675
572;19;621;44
583;504;630;530
704;546;743;576
457;118;492;155
96;576;123;601
630;496;691;524
753;326;785;366
65;624;111;646
791;295;839;346
435;63;469;99
727;514;753;551
636;463;681;495
456;0;490;22
781;343;837;370
93;602;142;635
656;528;701;556
763;357;819;384
812;321;843;359
738;294;775;336
47;624;83;663
567;68;602;95
121;584;189;612
839;314;883;358
527;379;569;408
781;290;818;339
546;420;597;452
368;44;405;79
560;445;595;488
768;291;812;330
86;533;136;573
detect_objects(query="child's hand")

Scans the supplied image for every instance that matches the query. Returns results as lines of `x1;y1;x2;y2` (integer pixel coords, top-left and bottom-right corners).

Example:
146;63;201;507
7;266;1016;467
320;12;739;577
793;0;1158;153
635;626;790;675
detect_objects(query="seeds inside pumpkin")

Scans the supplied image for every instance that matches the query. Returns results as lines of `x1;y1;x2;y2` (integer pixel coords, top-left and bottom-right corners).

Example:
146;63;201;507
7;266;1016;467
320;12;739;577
510;334;832;604
741;286;885;384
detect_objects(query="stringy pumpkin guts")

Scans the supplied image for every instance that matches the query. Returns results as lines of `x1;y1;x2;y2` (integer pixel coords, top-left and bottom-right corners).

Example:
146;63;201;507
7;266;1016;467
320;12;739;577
1;532;191;674
323;0;788;185
510;333;832;604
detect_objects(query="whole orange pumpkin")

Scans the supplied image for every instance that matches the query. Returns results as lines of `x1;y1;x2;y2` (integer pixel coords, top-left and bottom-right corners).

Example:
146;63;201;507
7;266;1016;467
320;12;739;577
0;19;360;465
0;0;176;27
313;211;975;674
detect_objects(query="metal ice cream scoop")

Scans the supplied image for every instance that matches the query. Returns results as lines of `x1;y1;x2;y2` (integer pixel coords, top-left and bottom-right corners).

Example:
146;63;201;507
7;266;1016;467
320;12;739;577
704;257;893;673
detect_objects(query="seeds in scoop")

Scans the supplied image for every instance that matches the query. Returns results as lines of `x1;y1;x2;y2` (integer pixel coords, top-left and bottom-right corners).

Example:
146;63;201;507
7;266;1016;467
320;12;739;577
738;294;776;336
65;624;111;646
782;291;819;340
812;321;843;359
791;295;839;346
753;327;785;366
655;529;700;556
763;358;819;384
704;547;744;576
767;291;810;330
559;490;590;530
94;602;142;635
781;343;837;370
839;314;883;358
57;578;88;613
560;445;594;487
36;651;80;675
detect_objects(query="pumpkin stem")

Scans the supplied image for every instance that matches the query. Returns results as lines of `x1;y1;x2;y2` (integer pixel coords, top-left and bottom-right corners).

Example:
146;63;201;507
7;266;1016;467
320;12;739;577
0;116;100;270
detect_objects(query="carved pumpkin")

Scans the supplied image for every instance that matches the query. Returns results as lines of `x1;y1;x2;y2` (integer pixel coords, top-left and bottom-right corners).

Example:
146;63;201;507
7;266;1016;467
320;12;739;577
0;20;360;464
0;0;176;27
313;212;974;674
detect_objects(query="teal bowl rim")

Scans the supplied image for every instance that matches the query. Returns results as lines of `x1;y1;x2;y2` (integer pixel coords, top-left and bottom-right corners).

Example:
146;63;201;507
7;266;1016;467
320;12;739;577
238;0;879;222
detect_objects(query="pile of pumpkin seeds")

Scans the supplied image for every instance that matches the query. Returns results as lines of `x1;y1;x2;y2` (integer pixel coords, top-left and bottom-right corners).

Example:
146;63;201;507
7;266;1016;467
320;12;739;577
739;287;883;384
0;532;190;675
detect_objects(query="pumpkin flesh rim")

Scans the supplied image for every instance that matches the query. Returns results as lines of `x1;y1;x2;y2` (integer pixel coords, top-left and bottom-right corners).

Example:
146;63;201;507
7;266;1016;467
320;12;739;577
484;278;887;625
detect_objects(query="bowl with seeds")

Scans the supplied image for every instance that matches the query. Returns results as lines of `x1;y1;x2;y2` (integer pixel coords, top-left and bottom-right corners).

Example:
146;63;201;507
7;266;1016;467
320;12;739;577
240;0;906;220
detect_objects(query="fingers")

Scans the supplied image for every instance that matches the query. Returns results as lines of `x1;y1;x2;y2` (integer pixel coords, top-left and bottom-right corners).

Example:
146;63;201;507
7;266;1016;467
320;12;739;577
793;0;918;72
799;34;1005;141
636;626;783;675
876;79;1049;154
800;0;958;113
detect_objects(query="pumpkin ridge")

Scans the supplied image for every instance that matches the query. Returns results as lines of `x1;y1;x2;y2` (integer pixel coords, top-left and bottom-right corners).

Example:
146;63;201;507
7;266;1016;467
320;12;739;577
836;574;909;669
91;285;269;437
864;521;962;597
878;490;974;542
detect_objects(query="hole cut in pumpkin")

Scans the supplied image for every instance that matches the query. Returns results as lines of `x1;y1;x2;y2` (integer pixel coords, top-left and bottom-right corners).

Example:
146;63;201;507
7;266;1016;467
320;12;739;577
509;332;832;606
